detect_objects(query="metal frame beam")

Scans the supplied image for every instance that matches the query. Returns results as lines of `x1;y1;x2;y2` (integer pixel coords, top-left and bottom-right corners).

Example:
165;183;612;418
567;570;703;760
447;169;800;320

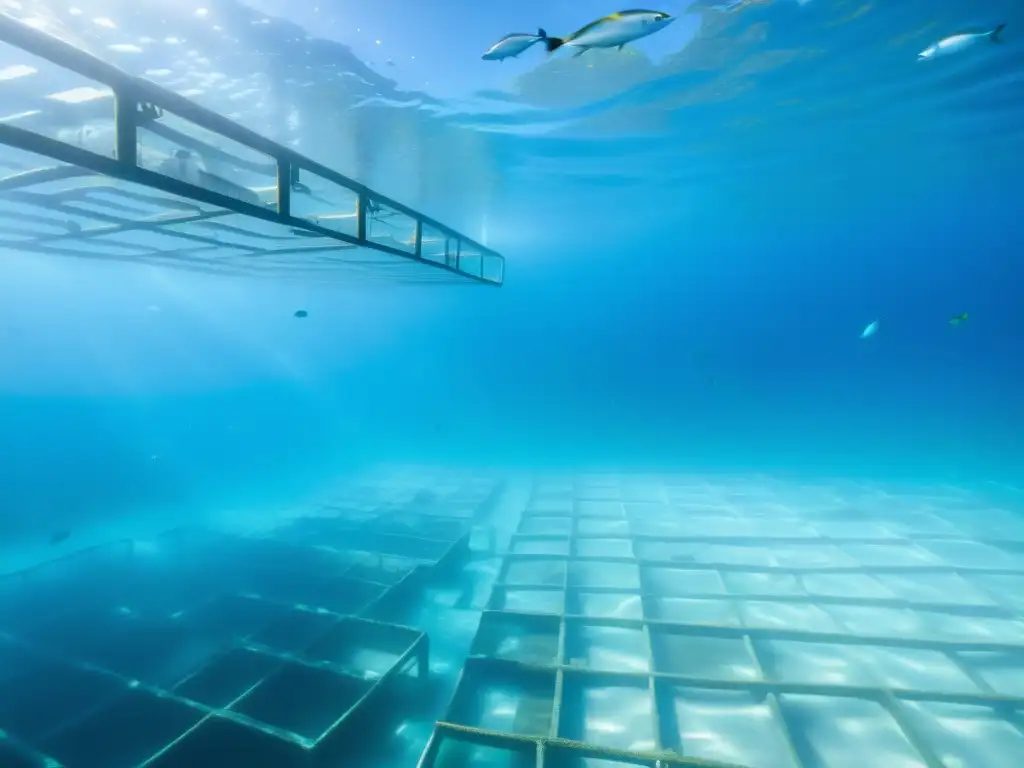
0;12;504;285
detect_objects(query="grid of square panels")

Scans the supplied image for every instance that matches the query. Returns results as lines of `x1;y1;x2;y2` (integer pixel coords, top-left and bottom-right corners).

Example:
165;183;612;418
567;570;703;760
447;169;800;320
420;474;1024;768
0;474;503;768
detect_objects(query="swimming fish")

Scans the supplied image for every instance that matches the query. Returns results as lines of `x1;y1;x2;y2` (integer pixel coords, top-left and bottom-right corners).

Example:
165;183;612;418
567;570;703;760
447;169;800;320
50;530;70;545
293;309;308;318
949;312;968;326
860;320;879;339
482;28;548;61
544;10;674;57
918;24;1005;60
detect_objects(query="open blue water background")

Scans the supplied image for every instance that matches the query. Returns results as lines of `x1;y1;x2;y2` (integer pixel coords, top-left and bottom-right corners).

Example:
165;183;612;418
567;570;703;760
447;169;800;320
0;0;1021;559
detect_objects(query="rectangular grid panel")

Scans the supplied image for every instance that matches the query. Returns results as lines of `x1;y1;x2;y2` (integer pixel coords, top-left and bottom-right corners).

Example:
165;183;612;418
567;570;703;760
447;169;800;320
419;475;1024;768
0;474;505;768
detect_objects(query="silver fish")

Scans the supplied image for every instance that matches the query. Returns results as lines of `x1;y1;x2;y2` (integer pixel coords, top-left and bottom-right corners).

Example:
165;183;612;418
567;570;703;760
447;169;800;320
544;10;674;57
482;28;548;61
860;320;879;339
918;24;1005;60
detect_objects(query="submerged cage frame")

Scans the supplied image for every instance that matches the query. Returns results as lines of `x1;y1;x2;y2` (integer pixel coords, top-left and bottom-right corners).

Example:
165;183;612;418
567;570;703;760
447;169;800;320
0;475;506;767
0;12;505;285
416;474;1024;768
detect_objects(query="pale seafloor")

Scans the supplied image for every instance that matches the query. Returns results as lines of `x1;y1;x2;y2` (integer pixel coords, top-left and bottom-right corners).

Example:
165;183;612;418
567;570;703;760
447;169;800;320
2;468;1023;768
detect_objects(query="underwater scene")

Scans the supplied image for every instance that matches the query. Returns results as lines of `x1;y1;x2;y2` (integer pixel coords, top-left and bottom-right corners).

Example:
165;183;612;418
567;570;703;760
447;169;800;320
0;0;1023;766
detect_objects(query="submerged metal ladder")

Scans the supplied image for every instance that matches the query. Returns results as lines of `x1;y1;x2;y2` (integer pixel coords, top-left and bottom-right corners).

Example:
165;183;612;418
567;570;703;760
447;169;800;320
0;12;505;285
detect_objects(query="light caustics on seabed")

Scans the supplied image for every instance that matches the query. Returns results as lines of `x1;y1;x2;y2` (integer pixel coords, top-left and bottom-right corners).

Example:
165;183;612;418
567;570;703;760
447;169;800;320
2;470;1022;768
421;475;1024;768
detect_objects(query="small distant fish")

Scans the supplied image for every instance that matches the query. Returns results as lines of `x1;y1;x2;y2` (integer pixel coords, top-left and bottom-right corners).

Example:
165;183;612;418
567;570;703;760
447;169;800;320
544;10;674;57
293;309;308;318
50;530;70;545
918;24;1005;61
860;320;879;339
482;28;548;61
949;312;968;326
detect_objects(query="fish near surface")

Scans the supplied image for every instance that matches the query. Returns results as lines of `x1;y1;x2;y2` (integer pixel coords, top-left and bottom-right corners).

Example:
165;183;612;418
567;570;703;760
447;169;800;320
544;10;674;57
482;28;548;61
918;24;1005;60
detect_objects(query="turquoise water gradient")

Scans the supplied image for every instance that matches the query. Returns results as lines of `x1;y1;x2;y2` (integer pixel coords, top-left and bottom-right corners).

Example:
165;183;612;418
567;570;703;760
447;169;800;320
0;0;1021;546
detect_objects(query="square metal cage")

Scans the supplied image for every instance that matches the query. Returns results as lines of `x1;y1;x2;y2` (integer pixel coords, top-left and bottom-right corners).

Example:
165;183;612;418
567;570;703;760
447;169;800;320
418;474;1024;768
0;474;506;767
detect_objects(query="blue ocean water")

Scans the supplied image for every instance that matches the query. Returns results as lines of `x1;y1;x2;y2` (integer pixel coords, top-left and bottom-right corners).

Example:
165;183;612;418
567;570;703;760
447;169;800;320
0;0;1023;766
